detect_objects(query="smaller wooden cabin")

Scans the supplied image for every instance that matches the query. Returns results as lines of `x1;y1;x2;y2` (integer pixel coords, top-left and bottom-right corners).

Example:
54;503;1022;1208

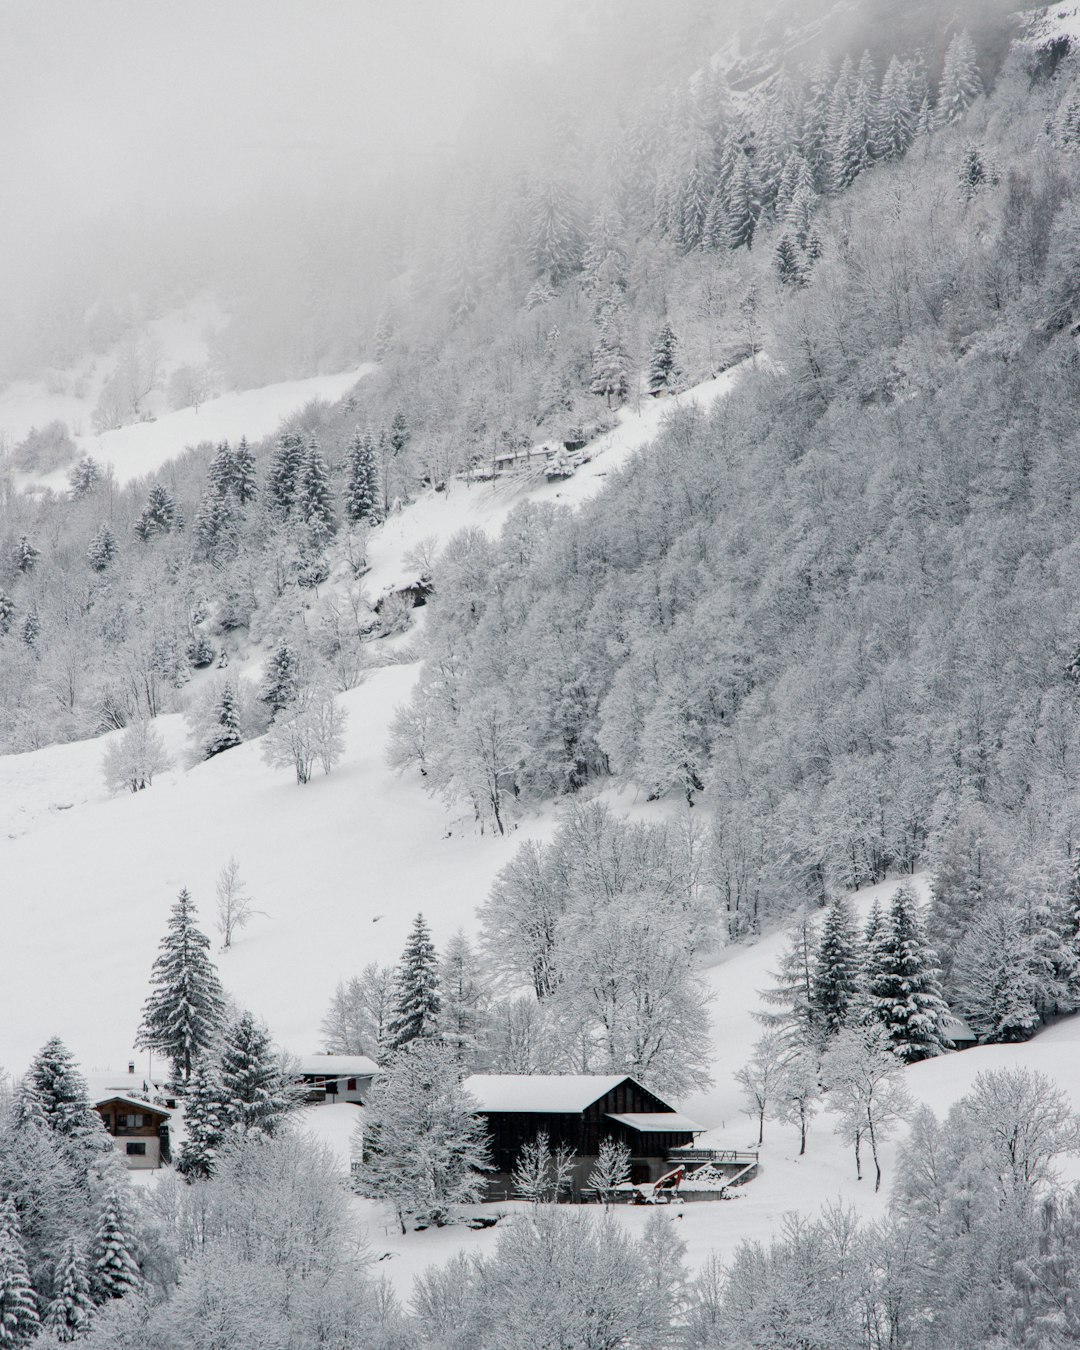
941;1013;978;1050
463;1073;701;1200
94;1095;171;1170
298;1055;380;1105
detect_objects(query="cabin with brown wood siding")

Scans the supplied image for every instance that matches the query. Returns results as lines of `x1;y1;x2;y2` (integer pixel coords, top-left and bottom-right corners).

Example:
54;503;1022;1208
94;1095;171;1169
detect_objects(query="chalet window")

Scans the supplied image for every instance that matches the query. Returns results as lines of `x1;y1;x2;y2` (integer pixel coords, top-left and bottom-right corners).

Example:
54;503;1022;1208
347;1078;356;1091
126;1141;146;1156
325;1080;339;1095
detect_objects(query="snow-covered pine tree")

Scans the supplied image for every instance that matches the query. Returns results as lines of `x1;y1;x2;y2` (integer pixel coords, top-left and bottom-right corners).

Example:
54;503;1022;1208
938;30;982;126
86;525;116;573
581;202;627;295
44;1238;93;1341
13;536;39;575
811;895;862;1037
266;431;305;519
868;884;949;1062
825;55;857;193
20;608;39;649
206;441;236;498
219;1011;295;1137
528;176;585;288
387;914;441;1050
389;409;410;457
757;909;818;1048
203;680;241;759
774;235;808;288
259;642;299;721
89;1192;140;1303
23;1037;99;1140
232;437;257;505
725;153;760;250
647;322;680;395
176;1056;227;1180
876;56;916;161
296;436;336;548
136;889;226;1084
343;430;379;524
440;930;488;1067
951;901;1038;1044
677;140;714;251
0;591;12;636
589;301;630;407
67;454;100;498
133;484;180;541
0;1196;40;1344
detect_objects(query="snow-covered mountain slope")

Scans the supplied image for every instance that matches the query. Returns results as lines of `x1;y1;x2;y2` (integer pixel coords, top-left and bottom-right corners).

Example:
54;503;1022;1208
4;354;1079;1298
1;366;749;1079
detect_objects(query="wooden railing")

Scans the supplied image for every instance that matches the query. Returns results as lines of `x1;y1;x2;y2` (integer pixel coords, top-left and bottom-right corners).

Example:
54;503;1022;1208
667;1148;759;1166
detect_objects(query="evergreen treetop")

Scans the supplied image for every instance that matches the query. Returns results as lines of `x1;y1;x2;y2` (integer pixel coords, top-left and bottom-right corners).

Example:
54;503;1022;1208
868;885;949;1063
135;889;226;1083
387;914;442;1050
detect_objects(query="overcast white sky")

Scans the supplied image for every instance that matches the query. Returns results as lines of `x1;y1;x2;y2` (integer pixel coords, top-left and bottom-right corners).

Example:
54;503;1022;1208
1;0;572;237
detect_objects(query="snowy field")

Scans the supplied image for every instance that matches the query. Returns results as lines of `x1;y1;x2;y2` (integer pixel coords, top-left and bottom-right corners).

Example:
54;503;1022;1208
3;353;1079;1297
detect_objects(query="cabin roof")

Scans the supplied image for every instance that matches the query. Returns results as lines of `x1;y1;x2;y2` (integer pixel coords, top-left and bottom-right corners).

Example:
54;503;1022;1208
298;1055;380;1077
462;1073;675;1114
95;1094;171;1118
941;1014;977;1042
605;1111;701;1133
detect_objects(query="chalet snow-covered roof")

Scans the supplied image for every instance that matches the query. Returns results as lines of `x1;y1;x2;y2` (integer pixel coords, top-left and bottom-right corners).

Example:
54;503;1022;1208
941;1014;977;1044
94;1094;171;1118
462;1074;676;1114
298;1055;380;1077
605;1111;701;1133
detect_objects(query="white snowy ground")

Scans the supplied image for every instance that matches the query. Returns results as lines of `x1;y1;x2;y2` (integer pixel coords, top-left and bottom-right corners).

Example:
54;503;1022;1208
3;352;1078;1295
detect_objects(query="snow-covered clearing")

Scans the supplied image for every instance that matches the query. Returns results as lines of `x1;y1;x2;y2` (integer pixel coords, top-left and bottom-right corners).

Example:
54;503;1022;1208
3;352;1078;1296
20;365;374;494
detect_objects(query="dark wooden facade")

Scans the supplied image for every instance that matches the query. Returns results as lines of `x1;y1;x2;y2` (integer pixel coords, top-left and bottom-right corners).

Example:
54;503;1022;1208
479;1077;697;1198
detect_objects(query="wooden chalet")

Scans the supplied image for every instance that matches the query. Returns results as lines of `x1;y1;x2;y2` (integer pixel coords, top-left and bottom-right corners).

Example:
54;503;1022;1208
942;1012;978;1050
298;1054;380;1105
94;1095;171;1170
462;1073;702;1200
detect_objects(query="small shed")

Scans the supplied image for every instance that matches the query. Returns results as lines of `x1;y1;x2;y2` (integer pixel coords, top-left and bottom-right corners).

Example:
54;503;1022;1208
941;1013;978;1050
462;1073;701;1200
298;1055;380;1105
94;1095;171;1170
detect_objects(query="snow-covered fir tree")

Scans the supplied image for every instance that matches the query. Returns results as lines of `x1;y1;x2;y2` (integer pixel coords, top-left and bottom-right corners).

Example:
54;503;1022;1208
218;1011;295;1137
589;301;630;407
0;1196;40;1344
12;536;39;575
136;889;226;1084
259;641;300;721
295;436;336;548
86;525;116;573
44;1238;93;1341
175;1056;227;1180
133;484;181;541
868;884;950;1062
387;913;441;1050
22;1037;100;1141
203;680;241;759
266;430;305;519
439;930;488;1068
89;1193;140;1302
725;152;760;249
647;322;681;395
343;430;379;524
938;30;982;125
0;591;12;636
758;908;818;1047
951;901;1039;1043
812;895;862;1038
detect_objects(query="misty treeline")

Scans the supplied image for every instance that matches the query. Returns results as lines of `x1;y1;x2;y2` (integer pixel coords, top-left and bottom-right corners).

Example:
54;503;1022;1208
381;44;1080;1026
0;18;988;748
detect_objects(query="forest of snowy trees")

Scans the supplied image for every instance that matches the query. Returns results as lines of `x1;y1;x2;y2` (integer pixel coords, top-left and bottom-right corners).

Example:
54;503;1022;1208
7;0;1080;1344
